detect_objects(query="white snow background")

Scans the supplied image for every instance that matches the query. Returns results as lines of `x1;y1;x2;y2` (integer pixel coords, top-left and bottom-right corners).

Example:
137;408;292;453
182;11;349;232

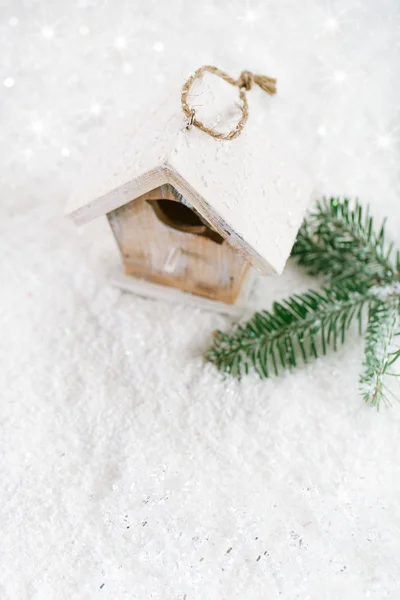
1;1;400;598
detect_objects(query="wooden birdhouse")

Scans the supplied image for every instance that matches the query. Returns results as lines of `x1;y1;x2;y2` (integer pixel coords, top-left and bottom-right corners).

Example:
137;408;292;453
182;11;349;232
67;67;312;313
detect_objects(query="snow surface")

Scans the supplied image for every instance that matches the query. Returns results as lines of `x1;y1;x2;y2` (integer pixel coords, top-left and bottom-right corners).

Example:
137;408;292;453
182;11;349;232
1;1;400;598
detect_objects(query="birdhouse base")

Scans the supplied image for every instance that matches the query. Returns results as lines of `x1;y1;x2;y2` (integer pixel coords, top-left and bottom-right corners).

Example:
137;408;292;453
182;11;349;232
110;268;256;316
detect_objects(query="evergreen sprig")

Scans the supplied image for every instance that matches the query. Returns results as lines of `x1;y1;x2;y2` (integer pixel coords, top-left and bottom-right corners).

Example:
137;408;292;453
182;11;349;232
292;198;398;285
206;198;400;408
360;298;400;408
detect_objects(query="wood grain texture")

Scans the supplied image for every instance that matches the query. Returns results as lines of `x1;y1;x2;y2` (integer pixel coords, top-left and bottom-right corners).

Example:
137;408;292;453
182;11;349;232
108;185;250;304
67;72;313;275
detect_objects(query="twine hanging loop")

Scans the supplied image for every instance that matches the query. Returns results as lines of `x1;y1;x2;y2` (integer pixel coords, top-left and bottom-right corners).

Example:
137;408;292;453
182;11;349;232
181;65;277;141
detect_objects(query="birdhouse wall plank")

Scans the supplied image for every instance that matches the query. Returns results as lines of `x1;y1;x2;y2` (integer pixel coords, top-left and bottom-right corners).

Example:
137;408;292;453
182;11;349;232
107;186;250;304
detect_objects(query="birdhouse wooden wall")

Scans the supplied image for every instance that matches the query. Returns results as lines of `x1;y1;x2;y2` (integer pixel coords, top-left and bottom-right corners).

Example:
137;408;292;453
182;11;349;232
107;184;250;304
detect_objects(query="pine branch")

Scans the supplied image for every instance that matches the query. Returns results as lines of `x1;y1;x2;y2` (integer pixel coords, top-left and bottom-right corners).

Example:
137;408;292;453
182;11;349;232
207;281;369;379
360;297;400;409
292;198;398;286
207;198;400;408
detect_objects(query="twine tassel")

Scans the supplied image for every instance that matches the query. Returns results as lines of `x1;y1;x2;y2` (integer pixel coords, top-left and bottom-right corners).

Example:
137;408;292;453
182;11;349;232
253;74;277;96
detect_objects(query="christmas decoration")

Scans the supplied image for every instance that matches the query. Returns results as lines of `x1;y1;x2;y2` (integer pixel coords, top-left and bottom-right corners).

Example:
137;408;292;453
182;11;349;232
207;198;400;408
67;66;312;314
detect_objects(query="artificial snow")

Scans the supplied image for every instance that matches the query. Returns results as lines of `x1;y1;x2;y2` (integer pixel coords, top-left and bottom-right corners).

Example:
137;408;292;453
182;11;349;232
1;1;400;599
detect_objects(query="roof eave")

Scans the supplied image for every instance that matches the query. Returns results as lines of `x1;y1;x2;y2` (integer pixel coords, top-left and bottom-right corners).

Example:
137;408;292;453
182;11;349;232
66;165;169;226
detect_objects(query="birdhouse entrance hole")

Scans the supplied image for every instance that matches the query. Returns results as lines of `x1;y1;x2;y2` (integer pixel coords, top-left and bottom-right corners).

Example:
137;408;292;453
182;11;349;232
147;199;224;244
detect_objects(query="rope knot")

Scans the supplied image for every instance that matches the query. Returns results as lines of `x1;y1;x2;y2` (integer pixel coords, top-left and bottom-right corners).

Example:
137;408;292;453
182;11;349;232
238;70;254;91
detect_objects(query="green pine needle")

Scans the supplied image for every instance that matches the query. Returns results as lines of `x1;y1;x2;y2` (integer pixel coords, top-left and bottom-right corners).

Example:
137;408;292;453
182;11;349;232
206;198;400;408
292;198;398;285
207;280;368;379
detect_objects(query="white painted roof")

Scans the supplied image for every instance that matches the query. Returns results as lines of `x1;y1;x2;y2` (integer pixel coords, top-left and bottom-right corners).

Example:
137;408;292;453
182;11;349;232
68;73;313;274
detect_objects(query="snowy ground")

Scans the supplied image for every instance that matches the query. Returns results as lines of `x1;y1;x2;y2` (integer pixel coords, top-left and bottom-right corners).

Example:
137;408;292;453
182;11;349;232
1;1;400;598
